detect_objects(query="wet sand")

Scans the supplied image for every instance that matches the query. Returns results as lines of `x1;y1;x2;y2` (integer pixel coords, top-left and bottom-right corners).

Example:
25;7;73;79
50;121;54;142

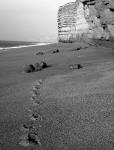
0;41;114;149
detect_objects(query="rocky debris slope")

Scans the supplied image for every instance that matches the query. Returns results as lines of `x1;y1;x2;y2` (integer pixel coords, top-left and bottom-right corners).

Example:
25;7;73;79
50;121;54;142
58;0;114;42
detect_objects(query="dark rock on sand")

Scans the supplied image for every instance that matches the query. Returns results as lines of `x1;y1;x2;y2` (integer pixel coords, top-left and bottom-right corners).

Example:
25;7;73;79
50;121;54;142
70;64;83;70
36;51;44;55
77;64;83;69
24;61;48;73
24;64;35;73
76;47;81;51
34;62;42;71
73;47;82;51
39;61;48;69
53;49;60;53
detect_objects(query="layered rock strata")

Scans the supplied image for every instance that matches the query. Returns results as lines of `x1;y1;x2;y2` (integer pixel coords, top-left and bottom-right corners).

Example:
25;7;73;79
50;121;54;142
58;0;114;42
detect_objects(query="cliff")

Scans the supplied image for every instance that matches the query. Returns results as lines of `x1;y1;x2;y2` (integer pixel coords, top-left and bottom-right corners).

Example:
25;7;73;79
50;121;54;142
58;0;114;42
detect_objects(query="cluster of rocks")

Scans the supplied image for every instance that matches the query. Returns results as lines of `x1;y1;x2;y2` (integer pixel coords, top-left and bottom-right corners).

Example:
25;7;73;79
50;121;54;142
58;0;114;42
36;51;45;55
24;61;48;73
52;49;60;53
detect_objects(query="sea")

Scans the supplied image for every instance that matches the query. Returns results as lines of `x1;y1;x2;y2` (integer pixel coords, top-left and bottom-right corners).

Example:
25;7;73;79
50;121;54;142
0;41;50;51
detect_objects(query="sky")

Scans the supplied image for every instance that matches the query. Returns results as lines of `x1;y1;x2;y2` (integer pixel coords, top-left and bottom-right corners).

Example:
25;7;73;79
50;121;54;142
0;0;74;42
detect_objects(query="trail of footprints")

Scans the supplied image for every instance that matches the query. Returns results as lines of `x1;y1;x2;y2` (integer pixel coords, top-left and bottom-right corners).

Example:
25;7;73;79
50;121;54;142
19;79;43;147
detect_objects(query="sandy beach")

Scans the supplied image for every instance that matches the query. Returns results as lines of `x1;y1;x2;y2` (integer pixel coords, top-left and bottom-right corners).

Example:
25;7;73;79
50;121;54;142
0;41;114;150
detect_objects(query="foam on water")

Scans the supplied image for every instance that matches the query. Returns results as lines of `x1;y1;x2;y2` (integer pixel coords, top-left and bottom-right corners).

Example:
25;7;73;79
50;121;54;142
0;43;51;51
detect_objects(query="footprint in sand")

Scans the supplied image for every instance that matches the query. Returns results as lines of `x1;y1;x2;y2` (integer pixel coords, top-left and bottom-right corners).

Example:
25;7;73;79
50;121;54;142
30;96;40;106
20;123;35;133
19;133;41;147
27;132;41;146
19;118;42;147
29;111;43;121
19;79;43;147
30;80;43;104
32;79;42;89
19;134;30;147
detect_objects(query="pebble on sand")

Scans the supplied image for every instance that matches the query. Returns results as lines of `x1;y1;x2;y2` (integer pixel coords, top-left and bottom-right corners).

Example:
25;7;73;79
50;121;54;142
69;64;83;70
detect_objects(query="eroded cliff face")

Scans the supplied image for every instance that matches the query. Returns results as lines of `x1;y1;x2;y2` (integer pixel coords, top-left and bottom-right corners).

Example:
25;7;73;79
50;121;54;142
58;0;114;42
